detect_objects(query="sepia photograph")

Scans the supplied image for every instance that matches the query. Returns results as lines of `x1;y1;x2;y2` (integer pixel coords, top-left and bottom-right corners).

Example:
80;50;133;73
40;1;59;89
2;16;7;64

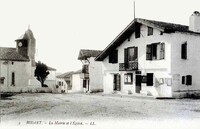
0;0;200;129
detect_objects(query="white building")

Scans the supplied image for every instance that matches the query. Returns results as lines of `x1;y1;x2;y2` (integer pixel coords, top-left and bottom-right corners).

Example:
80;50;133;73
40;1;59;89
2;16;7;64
71;70;83;92
95;11;200;98
78;49;103;93
0;29;56;93
56;77;68;93
57;70;83;93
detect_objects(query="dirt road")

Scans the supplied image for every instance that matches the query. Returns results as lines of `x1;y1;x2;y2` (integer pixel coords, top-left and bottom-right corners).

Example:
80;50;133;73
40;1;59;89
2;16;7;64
1;93;200;127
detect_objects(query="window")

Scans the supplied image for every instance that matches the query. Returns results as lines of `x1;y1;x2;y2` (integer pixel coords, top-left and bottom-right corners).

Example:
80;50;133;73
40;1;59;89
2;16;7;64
135;23;141;38
159;78;164;84
109;50;118;63
11;72;15;86
128;47;138;62
186;75;192;85
165;78;172;86
0;77;5;84
182;76;185;84
124;47;138;62
83;80;87;88
147;73;153;86
146;43;165;60
124;73;133;84
181;42;187;59
58;81;63;86
141;76;147;83
182;75;192;86
148;27;153;36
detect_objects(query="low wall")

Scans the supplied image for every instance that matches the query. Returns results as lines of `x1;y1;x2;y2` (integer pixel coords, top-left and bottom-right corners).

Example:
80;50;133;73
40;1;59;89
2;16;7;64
0;86;52;93
172;90;200;98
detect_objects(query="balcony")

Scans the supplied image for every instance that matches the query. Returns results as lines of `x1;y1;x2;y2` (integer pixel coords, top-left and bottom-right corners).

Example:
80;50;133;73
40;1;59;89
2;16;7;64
82;65;89;74
119;62;138;71
80;73;89;79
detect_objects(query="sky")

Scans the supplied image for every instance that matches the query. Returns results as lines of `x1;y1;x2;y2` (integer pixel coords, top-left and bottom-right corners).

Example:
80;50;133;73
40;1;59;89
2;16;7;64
0;0;200;73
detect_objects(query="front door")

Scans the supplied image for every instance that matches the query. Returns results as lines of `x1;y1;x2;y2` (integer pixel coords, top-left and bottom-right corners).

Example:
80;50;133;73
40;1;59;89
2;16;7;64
135;75;142;93
113;74;121;91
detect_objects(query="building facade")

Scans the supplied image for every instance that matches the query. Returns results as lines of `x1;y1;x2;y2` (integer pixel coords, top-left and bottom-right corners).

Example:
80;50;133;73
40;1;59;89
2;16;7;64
95;11;200;98
78;49;103;93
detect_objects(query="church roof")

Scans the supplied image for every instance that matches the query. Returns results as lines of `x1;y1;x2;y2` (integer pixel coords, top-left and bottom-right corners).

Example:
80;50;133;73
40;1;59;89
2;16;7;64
0;47;29;61
78;49;102;60
15;29;35;41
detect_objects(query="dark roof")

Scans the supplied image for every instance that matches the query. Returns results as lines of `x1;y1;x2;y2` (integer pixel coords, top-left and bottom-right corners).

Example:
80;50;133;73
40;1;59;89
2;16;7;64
56;71;74;78
47;66;56;71
73;69;82;74
137;18;189;32
95;18;200;61
56;69;82;78
16;29;35;41
78;49;102;60
0;47;29;61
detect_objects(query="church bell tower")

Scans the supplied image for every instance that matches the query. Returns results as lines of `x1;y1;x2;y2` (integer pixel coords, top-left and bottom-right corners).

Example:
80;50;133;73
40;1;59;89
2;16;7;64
15;29;36;62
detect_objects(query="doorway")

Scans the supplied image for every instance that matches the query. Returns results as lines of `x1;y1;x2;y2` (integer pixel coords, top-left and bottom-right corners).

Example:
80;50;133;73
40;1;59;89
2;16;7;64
135;75;142;93
113;74;121;91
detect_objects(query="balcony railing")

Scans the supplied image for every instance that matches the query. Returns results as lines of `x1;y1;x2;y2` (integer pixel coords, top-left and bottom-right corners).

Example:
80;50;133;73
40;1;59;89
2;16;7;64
119;62;138;71
80;73;89;79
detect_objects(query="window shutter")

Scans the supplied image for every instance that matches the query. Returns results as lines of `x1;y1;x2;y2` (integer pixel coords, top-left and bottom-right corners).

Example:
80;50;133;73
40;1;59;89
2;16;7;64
114;50;118;63
147;73;153;86
134;47;138;61
136;75;142;86
124;48;128;63
109;50;118;63
135;24;140;38
148;27;153;36
182;76;185;84
160;43;165;59
186;75;192;85
181;42;187;59
109;52;112;63
146;45;152;60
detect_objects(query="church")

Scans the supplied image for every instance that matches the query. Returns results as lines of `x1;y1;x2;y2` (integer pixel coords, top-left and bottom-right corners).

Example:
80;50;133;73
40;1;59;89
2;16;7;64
0;29;56;92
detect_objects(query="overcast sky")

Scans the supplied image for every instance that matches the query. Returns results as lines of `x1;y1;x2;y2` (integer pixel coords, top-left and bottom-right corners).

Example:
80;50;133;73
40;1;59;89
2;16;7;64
0;0;199;73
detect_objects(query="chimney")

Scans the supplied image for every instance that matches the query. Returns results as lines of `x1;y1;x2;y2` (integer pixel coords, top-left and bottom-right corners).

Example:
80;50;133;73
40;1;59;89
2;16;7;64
189;11;200;32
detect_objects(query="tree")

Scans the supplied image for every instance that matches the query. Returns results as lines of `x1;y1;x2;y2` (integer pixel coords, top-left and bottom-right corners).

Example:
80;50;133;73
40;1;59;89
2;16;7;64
34;61;49;87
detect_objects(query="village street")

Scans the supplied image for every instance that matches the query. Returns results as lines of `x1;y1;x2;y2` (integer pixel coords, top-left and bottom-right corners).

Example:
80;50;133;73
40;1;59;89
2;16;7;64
1;93;200;127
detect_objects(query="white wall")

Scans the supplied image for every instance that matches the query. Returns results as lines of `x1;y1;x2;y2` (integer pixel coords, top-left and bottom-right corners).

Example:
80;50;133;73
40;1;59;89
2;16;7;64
0;61;31;88
56;78;68;93
170;32;200;97
72;73;83;92
89;57;103;92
